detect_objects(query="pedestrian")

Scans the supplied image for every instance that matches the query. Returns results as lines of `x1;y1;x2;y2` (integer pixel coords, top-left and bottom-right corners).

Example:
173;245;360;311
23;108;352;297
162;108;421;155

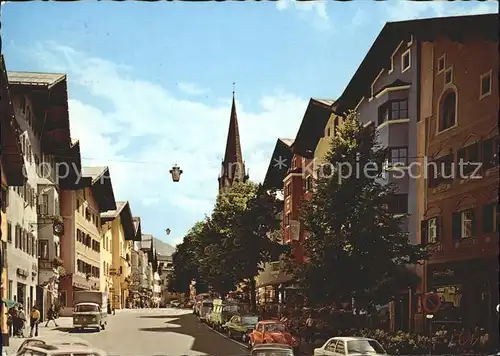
305;313;315;344
45;305;59;327
30;305;40;337
16;305;26;337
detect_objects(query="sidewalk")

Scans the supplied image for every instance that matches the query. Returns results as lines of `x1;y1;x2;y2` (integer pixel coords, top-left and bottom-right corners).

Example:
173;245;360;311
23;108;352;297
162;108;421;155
4;317;73;356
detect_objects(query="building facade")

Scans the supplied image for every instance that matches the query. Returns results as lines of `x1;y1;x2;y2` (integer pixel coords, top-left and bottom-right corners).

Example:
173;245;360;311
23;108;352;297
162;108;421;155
258;138;295;302
59;166;116;315
101;201;136;309
1;55;26;347
416;15;498;336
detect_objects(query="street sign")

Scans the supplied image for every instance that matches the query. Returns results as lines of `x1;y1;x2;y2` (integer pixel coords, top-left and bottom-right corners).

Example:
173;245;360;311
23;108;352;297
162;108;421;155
422;292;441;313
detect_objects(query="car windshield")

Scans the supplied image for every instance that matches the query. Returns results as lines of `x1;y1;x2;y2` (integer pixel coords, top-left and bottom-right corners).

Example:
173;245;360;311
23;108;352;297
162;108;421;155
74;305;99;313
242;316;259;325
263;323;285;332
347;340;386;354
251;350;293;356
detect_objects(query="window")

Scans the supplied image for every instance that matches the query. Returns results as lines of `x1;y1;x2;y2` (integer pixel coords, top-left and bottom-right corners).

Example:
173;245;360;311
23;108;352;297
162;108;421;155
387;194;408;214
421;217;440;244
401;49;411;72
333;117;339;136
325;126;331;137
7;222;12;243
335;341;346;354
428;154;453;187
457;142;479;176
305;176;313;192
444;67;453;84
437;54;445;73
38;194;49;216
378;99;408;125
388;147;408;166
480;71;492;98
452;209;475;240
438;91;456;131
482;136;499;169
483;203;498;233
38;240;49;259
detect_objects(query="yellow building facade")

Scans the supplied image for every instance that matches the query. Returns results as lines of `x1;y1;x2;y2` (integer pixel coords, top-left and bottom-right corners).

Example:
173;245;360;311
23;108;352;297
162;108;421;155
314;112;343;164
1;54;26;346
101;201;135;309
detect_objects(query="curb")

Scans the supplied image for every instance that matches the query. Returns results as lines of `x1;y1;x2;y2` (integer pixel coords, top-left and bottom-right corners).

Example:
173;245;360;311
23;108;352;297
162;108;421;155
200;321;248;349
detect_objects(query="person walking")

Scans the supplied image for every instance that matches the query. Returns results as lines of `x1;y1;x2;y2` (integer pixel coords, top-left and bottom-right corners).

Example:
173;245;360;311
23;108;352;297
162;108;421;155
305;313;315;344
30;305;40;337
45;305;59;327
16;305;26;337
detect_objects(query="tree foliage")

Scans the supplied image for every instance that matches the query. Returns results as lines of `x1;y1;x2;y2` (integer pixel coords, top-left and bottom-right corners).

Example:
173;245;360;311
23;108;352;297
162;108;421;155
168;221;208;295
285;111;428;310
170;181;286;305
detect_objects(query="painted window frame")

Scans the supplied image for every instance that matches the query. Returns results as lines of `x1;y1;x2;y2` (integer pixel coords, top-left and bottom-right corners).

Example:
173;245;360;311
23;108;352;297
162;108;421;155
437;54;446;74
444;66;453;85
401;48;411;73
479;70;492;100
388;146;409;167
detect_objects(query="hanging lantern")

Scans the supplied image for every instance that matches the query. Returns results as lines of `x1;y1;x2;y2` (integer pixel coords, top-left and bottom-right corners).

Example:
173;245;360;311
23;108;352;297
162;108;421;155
166;228;171;235
170;165;183;182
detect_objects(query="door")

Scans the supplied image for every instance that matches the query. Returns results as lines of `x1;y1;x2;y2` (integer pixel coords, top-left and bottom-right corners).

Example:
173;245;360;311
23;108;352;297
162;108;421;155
253;323;264;344
36;286;44;322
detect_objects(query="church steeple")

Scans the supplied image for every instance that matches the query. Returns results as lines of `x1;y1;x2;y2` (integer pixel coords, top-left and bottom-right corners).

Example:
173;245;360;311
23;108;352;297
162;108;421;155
218;85;248;193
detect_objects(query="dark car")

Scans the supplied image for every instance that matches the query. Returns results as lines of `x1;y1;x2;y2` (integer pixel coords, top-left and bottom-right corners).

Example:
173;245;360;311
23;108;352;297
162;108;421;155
251;343;294;356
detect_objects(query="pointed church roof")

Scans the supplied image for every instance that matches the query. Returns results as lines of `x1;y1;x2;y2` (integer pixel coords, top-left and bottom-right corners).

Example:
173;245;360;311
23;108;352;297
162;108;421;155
222;94;243;166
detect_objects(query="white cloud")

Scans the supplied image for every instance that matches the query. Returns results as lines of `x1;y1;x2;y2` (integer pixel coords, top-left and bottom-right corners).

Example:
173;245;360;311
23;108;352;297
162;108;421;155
385;0;498;22
30;42;307;221
276;0;330;31
177;81;209;96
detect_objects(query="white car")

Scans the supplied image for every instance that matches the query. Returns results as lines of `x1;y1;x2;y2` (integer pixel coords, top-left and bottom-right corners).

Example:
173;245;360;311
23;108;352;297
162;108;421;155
16;336;93;353
16;344;107;356
314;336;387;356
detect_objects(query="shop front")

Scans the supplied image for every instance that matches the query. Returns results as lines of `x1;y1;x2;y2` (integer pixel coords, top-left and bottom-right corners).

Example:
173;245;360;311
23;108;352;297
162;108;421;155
426;258;498;338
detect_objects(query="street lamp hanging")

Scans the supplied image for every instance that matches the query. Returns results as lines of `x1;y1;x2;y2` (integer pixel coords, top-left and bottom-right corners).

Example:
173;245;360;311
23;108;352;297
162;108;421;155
165;228;171;235
170;164;183;182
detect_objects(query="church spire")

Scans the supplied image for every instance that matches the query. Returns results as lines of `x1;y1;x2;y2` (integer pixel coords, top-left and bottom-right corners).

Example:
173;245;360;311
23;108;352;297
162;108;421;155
218;84;247;192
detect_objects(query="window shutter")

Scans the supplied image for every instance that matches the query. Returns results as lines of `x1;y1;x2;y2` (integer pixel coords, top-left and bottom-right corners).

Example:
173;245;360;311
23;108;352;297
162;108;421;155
420;220;428;244
452;213;461;240
435;216;441;242
470;209;476;237
483;204;493;233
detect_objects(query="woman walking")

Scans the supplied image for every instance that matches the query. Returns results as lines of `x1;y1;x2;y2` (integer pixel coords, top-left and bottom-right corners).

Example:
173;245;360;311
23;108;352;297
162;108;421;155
45;305;59;327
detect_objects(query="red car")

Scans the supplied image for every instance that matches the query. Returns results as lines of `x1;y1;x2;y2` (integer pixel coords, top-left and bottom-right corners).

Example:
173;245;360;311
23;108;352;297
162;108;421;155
248;320;299;350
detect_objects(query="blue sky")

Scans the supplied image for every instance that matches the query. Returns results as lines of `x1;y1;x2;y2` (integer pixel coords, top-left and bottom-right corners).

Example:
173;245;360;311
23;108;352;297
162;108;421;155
1;0;497;247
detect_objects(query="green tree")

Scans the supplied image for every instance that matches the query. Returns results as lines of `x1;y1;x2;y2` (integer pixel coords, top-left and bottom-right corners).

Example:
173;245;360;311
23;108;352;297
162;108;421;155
286;111;427;311
199;181;285;308
168;221;208;295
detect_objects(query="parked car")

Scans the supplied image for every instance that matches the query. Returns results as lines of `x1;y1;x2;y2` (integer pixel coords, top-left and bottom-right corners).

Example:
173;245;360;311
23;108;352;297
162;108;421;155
199;299;213;322
209;299;240;330
248;320;299;352
313;336;387;356
16;336;93;354
250;343;294;356
224;314;259;341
